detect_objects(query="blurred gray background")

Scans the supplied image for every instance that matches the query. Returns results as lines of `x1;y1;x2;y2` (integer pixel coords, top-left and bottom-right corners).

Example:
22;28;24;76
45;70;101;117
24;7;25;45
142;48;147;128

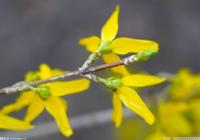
0;0;200;139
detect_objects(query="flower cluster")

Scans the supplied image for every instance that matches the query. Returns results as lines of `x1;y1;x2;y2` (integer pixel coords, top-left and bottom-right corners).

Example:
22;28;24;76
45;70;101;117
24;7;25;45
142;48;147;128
114;69;200;140
146;69;200;139
1;64;90;137
79;5;164;127
0;5;165;137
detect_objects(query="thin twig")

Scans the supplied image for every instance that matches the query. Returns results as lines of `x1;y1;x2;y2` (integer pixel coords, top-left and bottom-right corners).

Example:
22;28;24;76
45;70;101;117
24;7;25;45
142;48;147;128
79;52;100;71
0;55;137;95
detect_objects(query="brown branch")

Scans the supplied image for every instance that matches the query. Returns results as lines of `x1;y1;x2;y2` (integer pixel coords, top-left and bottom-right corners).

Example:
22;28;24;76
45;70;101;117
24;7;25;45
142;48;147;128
0;55;137;95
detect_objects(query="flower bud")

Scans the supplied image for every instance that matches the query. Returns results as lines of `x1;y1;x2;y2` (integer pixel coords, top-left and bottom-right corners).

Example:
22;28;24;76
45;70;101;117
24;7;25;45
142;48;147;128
104;77;122;89
34;86;51;99
136;50;158;62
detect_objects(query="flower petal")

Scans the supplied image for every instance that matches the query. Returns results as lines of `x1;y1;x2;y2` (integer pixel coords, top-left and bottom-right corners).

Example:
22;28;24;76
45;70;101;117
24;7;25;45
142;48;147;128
101;5;119;41
1;91;35;114
25;94;45;122
122;74;165;87
79;36;101;52
117;86;154;125
51;69;65;77
45;96;73;137
60;98;68;110
112;93;123;128
111;37;159;55
159;102;192;135
49;79;90;96
0;114;33;130
39;64;52;79
102;53;129;75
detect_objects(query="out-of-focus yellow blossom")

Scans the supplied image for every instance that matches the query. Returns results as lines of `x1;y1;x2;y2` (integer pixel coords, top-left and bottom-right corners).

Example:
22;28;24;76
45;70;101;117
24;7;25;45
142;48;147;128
117;69;200;139
79;5;158;75
0;64;90;137
103;69;165;127
145;131;165;140
158;102;192;136
0;113;33;130
115;118;145;140
170;68;200;100
188;99;200;135
189;99;200;121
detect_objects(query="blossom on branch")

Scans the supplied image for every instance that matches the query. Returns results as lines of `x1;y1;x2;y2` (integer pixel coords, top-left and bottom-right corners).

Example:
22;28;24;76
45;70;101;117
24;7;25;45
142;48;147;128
1;64;90;137
80;5;158;75
102;72;165;127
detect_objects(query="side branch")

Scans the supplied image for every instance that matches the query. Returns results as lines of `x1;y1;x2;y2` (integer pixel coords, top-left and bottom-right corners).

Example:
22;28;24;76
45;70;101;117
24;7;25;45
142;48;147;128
0;55;137;95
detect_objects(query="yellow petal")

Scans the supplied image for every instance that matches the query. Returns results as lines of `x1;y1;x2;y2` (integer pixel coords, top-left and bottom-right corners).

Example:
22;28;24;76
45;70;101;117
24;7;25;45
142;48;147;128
102;53;129;75
39;64;52;79
163;114;192;136
79;36;101;52
51;69;65;77
60;98;68;110
146;132;164;140
189;99;200;119
117;86;154;125
0;114;33;130
1;91;35;114
49;79;90;96
112;93;123;128
111;37;159;55
101;5;119;41
45;96;73;137
170;68;200;100
159;103;192;136
122;74;165;87
25;94;45;122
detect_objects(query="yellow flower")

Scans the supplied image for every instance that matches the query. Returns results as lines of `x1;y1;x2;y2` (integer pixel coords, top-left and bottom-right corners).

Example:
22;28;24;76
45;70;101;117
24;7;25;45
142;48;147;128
170;68;200;100
0;113;33;130
145;131;165;140
158;102;192;136
188;99;200;135
1;64;90;137
104;71;165;127
79;5;158;75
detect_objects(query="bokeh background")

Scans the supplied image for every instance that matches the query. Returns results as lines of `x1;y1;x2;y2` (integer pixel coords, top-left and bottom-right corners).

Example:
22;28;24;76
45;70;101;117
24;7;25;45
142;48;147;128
0;0;200;139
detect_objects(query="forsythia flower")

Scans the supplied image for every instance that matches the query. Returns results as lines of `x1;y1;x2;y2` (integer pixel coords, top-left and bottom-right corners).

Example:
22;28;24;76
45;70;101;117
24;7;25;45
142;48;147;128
0;113;33;130
170;68;200;100
0;64;90;137
158;102;192;136
80;5;158;75
189;99;200;135
103;71;165;127
118;69;200;139
145;131;165;140
80;5;164;127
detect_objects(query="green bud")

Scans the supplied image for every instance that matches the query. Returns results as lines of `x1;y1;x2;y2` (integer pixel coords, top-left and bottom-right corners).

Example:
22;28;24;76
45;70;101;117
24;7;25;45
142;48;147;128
98;41;112;53
172;74;182;85
25;71;40;82
104;77;122;89
136;50;158;61
34;86;51;100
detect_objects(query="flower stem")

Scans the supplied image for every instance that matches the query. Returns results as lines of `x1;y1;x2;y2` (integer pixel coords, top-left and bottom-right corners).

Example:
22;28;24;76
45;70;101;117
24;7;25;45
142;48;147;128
0;55;137;95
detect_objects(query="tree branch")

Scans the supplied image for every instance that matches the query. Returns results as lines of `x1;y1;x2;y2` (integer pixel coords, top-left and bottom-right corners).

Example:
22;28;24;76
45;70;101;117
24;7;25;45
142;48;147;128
0;55;137;95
